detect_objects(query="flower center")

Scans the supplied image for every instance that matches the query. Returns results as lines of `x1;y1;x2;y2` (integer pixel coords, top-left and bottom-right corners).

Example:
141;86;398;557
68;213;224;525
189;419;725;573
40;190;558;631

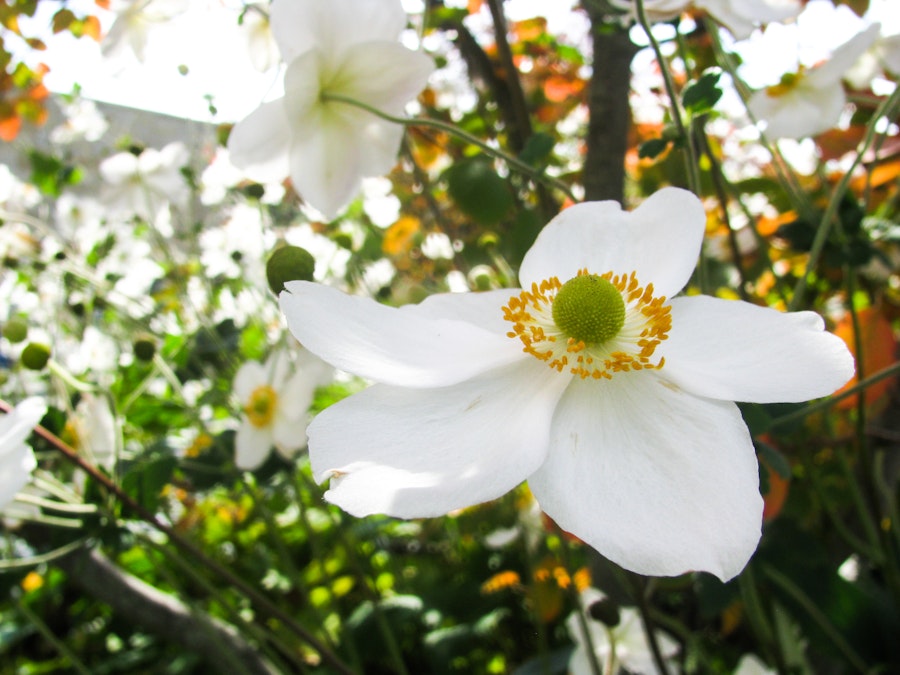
502;269;671;380
551;274;625;346
766;69;804;98
245;385;278;428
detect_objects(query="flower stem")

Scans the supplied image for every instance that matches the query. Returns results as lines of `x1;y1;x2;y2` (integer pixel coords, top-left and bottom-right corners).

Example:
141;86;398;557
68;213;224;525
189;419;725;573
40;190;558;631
634;1;701;197
789;84;900;310
767;361;900;429
320;93;577;203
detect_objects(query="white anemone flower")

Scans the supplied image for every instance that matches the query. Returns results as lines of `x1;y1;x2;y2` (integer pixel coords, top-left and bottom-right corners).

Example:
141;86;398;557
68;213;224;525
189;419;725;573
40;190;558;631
99;142;190;221
233;349;333;470
747;23;880;139
227;0;435;220
567;588;679;675
280;188;854;581
102;0;189;63
1;398;47;509
613;0;801;40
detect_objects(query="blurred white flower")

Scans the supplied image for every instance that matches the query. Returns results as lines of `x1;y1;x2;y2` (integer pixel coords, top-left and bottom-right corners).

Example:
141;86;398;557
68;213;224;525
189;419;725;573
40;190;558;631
102;0;190;63
613;0;801;40
233;349;332;470
735;653;776;675
99;142;190;221
240;5;280;72
747;23;880;138
50;97;109;145
0;398;47;509
227;0;434;219
70;394;118;471
567;588;679;675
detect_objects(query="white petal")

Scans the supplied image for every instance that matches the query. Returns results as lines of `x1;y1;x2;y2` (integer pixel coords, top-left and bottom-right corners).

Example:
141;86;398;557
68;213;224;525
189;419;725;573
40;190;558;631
748;84;845;139
227;100;292;184
233;361;266;401
309;360;568;518
234;423;273;470
519;188;705;297
280;281;524;387
401;289;515;336
271;413;307;455
336;41;434;114
658;296;854;403
809;23;881;86
271;0;407;64
529;375;763;581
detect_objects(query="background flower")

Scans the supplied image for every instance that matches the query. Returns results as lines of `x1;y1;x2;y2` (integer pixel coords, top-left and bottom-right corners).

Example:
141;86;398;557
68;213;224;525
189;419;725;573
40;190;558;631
227;0;434;219
0;398;47;509
233;349;332;470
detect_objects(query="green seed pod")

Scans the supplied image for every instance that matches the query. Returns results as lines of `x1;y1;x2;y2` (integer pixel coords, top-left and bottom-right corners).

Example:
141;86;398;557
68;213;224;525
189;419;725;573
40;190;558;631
133;335;156;362
266;245;316;295
2;318;28;344
21;342;51;370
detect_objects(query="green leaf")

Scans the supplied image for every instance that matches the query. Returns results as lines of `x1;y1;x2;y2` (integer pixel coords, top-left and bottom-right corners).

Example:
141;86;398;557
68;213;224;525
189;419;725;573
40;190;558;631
638;138;671;160
444;156;514;226
682;70;723;115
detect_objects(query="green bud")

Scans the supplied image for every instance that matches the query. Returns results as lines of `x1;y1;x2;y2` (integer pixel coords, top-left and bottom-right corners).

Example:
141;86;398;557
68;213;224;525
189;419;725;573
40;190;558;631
21;342;51;370
266;245;316;295
587;598;621;627
3;318;28;344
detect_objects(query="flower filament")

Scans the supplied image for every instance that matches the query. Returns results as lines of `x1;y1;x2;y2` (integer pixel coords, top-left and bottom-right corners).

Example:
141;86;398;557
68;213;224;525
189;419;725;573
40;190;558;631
502;269;671;380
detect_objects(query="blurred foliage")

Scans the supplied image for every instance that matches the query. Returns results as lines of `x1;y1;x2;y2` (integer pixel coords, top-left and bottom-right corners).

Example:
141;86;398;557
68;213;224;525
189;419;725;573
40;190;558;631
0;0;899;674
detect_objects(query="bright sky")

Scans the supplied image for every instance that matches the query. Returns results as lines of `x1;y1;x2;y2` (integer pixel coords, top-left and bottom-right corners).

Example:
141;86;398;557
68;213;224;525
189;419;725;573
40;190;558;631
13;0;899;124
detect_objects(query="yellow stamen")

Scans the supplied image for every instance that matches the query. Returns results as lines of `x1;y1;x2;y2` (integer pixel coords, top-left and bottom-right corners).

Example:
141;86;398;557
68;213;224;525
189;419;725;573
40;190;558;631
502;269;671;380
244;385;278;428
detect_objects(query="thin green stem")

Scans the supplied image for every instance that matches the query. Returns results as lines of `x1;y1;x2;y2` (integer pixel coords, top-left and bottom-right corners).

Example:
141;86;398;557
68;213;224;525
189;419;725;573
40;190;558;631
767;360;900;429
627;573;671;675
13;591;93;675
790;85;900;310
634;1;701;196
320;93;577;202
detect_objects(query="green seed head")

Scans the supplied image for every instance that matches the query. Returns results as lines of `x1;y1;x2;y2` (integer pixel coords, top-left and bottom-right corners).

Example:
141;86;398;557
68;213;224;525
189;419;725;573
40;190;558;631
552;274;625;346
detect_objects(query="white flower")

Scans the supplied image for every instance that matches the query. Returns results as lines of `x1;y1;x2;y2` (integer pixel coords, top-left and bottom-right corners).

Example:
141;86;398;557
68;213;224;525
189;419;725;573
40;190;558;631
227;0;434;220
613;0;802;40
280;187;854;581
233;349;333;470
1;398;47;509
70;394;118;471
240;5;280;72
567;588;679;675
747;24;880;139
103;0;189;63
99;142;190;221
734;654;776;675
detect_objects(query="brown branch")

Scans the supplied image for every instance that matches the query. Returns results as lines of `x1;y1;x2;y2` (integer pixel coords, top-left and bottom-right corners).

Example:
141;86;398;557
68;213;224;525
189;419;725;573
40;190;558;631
485;0;533;152
56;546;279;675
582;3;638;204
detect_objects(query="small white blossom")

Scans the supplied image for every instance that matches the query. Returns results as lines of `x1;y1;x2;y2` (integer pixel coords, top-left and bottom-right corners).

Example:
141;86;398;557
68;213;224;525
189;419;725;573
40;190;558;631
747;24;880;138
567;588;679;675
233;349;332;470
612;0;801;40
99;142;190;221
0;398;47;510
